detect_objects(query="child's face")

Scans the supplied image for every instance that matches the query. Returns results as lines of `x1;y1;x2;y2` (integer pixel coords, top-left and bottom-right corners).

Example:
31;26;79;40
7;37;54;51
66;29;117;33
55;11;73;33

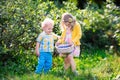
64;21;71;27
44;24;53;35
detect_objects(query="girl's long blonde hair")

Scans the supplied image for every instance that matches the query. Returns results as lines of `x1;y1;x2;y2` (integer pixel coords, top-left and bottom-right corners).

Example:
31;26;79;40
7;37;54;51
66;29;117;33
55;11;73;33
60;13;76;31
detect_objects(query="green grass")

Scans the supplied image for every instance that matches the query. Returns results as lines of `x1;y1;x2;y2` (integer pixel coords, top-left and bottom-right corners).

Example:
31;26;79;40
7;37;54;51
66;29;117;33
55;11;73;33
0;49;120;80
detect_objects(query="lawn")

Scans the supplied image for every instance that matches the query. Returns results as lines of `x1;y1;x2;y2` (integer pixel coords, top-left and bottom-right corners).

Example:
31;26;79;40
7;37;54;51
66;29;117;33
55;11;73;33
1;49;120;80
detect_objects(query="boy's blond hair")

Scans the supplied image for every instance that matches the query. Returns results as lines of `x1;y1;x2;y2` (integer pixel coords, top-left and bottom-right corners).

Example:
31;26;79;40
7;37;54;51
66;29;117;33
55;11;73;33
41;18;54;29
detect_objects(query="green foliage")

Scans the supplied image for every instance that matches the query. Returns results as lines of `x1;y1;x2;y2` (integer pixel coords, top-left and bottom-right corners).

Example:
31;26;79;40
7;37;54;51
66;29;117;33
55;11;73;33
0;0;120;80
76;0;120;55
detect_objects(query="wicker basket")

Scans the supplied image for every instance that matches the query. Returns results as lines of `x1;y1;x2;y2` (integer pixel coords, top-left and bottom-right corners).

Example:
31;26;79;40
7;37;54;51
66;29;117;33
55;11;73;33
55;44;74;54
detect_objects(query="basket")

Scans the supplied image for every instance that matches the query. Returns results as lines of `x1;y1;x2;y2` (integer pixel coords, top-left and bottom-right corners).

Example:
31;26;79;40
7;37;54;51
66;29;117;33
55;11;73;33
55;44;74;54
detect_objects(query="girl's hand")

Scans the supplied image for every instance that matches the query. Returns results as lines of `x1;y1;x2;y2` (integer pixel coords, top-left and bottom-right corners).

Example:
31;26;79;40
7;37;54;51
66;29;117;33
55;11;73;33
69;40;74;45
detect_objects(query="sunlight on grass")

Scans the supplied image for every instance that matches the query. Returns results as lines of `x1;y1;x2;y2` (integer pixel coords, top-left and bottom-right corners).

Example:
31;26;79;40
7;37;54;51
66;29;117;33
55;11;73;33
1;50;120;80
8;73;63;80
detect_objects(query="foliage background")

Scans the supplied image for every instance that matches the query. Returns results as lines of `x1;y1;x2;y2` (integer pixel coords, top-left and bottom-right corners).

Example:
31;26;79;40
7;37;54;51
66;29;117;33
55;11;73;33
0;0;120;79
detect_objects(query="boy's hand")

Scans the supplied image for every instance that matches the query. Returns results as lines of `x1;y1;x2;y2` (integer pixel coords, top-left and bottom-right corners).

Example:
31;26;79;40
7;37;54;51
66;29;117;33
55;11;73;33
35;42;40;57
36;52;40;57
55;41;60;46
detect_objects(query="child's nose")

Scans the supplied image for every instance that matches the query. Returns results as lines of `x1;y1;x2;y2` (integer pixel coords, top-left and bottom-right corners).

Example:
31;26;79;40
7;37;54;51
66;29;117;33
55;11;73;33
50;30;52;32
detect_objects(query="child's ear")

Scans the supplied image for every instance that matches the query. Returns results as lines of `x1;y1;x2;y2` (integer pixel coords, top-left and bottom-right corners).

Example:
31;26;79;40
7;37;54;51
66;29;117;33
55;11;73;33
42;26;46;30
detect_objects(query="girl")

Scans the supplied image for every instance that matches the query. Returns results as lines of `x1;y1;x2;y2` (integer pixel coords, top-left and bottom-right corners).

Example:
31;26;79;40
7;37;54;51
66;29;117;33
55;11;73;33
56;13;82;75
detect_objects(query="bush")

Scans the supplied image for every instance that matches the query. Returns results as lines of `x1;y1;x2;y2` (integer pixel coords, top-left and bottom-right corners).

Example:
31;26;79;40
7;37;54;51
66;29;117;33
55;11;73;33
0;0;79;74
0;0;120;75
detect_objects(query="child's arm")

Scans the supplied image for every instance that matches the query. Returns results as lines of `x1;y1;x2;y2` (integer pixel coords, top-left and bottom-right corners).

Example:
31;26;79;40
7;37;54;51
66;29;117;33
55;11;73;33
35;33;43;57
35;42;40;56
72;23;82;44
56;31;65;45
52;33;60;40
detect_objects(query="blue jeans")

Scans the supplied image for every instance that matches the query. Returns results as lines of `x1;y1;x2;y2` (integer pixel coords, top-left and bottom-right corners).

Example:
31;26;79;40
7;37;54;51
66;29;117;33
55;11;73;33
35;52;52;74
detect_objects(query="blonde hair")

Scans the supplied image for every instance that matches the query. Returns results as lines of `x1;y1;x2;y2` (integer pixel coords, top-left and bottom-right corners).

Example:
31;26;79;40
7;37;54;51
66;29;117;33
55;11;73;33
60;13;76;31
41;18;54;29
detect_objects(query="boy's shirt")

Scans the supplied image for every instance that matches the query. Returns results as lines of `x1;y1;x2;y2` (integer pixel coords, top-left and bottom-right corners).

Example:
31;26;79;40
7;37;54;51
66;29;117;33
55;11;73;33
36;31;58;52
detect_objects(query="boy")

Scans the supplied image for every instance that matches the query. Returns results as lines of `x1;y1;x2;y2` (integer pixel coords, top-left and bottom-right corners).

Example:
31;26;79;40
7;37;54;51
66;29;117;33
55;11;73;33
35;18;59;74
